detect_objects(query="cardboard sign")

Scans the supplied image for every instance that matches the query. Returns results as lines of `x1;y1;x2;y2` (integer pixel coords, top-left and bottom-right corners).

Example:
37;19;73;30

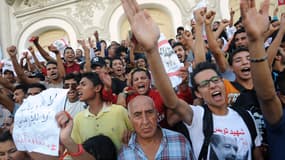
13;88;68;156
158;33;183;88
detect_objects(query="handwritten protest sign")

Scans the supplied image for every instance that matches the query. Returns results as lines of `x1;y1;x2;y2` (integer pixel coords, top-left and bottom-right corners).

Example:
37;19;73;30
158;33;183;88
13;88;68;156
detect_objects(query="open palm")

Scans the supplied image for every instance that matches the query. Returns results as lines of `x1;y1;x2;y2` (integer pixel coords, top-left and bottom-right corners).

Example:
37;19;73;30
121;0;160;52
241;0;270;41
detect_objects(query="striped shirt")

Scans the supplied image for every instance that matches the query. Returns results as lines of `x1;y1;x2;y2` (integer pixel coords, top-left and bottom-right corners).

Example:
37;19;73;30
118;128;195;160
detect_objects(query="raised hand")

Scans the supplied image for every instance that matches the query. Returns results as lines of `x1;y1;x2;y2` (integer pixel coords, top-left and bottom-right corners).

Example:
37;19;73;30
240;0;270;41
98;69;112;89
220;19;230;28
121;0;160;52
88;37;95;48
230;8;235;17
279;13;285;33
30;36;39;44
77;39;87;49
28;46;35;54
22;51;28;59
7;45;17;57
55;111;73;146
194;7;207;26
205;11;216;25
48;44;59;54
273;6;279;16
94;30;99;39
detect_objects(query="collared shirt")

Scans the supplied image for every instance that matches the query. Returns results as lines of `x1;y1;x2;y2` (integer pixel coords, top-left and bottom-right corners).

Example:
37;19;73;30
71;103;132;150
118;128;194;160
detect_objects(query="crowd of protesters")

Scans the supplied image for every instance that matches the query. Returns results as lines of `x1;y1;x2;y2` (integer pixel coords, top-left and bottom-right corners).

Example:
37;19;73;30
0;0;284;159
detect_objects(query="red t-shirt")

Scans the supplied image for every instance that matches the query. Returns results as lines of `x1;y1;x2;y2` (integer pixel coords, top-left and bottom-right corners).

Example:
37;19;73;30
64;62;80;74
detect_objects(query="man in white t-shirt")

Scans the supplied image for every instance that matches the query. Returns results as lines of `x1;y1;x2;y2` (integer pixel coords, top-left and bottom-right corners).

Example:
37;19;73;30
120;0;264;159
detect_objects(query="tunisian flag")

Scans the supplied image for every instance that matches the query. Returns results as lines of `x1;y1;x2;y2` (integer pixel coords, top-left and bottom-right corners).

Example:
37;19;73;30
279;0;285;6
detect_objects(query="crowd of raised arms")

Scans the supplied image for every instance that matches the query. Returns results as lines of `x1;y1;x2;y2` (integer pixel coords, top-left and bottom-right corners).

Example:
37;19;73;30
0;0;285;159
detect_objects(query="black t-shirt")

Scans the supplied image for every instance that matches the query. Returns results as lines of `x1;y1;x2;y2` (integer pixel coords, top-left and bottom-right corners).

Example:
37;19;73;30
111;78;127;95
231;81;268;146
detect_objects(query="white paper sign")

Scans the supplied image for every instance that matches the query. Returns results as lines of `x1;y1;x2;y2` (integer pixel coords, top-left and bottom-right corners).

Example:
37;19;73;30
158;33;183;88
13;88;68;156
53;38;69;56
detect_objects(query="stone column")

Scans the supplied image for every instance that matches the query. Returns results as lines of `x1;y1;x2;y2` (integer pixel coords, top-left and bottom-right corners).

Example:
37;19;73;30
0;1;13;59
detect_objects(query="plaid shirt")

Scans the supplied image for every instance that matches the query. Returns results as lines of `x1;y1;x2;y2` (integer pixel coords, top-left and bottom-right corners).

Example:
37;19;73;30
118;128;195;160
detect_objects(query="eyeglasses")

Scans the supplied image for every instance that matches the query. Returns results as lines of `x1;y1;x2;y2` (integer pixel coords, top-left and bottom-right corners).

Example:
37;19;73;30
63;83;77;89
197;76;222;88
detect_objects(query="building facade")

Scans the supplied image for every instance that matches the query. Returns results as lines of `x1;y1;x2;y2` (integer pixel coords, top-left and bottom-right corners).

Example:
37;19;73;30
0;0;280;59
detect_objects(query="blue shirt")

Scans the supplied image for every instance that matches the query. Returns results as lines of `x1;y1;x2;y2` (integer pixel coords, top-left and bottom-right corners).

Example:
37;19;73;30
118;128;194;160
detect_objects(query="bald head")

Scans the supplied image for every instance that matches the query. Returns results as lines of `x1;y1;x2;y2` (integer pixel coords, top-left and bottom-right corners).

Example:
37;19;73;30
128;95;156;115
127;95;159;139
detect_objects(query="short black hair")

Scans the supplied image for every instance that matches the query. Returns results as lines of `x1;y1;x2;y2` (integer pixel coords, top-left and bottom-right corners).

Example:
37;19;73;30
81;72;103;88
233;28;246;40
28;83;46;91
64;73;81;84
177;26;184;33
83;135;117;160
234;17;242;27
28;71;45;81
14;84;28;94
3;70;14;76
172;42;185;50
130;68;151;86
110;57;123;68
46;61;57;66
228;47;249;66
0;131;13;143
176;33;182;39
227;28;247;53
63;47;74;55
190;62;221;91
115;46;128;58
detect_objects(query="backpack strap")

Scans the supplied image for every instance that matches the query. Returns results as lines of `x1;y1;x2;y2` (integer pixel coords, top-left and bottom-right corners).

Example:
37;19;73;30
199;105;257;160
231;106;257;148
198;104;213;160
230;81;246;92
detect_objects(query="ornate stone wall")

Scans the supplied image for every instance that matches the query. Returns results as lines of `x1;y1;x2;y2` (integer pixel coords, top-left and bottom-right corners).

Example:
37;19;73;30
2;0;280;59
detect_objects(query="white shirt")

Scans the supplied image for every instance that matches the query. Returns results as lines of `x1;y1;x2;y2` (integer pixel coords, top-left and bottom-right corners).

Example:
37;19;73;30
64;100;85;118
185;105;262;160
